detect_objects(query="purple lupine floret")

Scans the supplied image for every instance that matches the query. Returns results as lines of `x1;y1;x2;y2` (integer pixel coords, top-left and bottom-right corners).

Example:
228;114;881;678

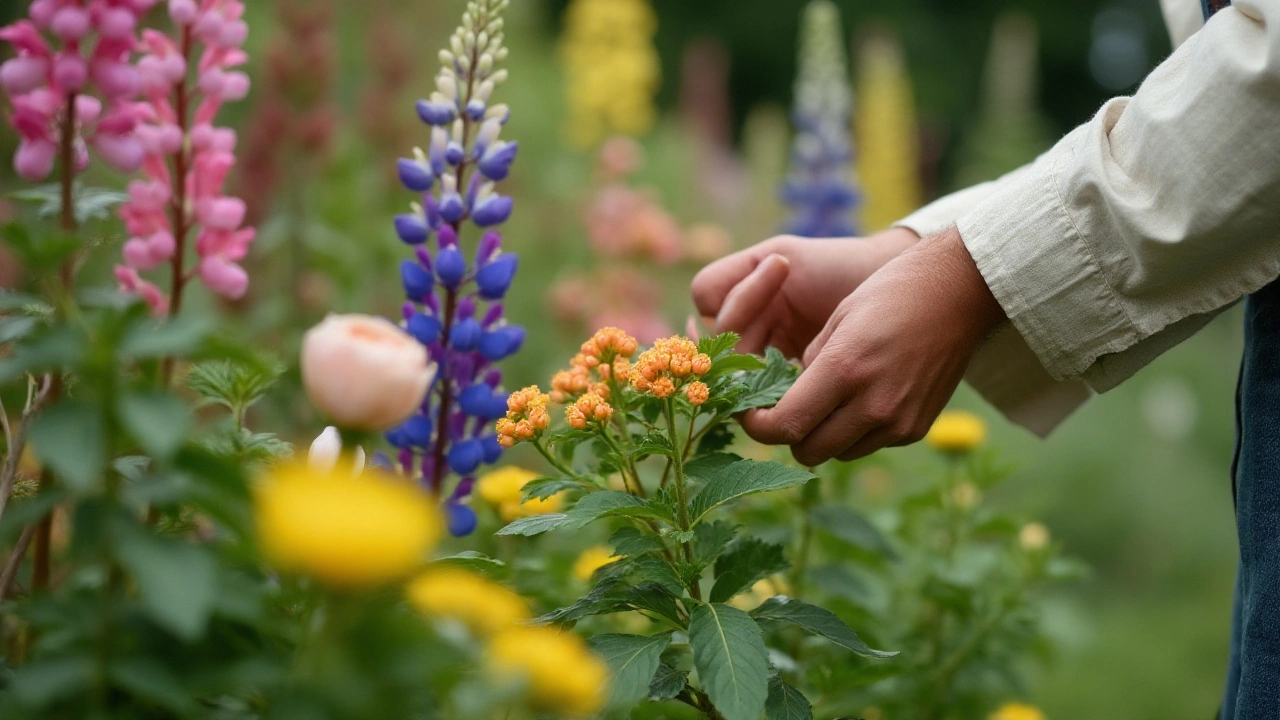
382;0;521;537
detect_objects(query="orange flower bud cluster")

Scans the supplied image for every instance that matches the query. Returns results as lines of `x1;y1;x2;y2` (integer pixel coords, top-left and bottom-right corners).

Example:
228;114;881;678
565;392;614;430
629;336;713;401
580;326;639;361
685;381;710;406
550;328;639;403
495;386;552;448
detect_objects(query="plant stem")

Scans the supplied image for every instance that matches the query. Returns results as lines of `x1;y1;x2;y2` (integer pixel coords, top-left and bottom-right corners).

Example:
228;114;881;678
532;437;587;483
0;524;36;602
160;26;194;386
0;375;51;525
663;399;699;600
790;475;819;601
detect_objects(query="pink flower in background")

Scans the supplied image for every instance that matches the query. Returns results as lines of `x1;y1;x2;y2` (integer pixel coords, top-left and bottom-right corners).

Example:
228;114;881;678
115;0;255;315
0;1;156;182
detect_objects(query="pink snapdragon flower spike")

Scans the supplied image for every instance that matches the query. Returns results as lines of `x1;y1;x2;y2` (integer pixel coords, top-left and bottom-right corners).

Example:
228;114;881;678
0;1;156;182
114;0;255;315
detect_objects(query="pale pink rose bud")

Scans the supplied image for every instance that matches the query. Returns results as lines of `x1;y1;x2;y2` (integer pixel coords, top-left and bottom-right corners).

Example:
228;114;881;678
169;0;198;25
300;314;435;432
123;238;159;269
0;56;49;95
50;7;90;39
218;71;249;101
91;59;140;99
14;139;56;181
98;8;137;39
201;197;245;230
218;19;248;47
197;255;248;299
92;133;144;173
52;52;88;92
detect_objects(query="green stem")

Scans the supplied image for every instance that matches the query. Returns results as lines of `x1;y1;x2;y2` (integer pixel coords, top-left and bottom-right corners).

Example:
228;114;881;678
532;438;587;483
663;399;699;600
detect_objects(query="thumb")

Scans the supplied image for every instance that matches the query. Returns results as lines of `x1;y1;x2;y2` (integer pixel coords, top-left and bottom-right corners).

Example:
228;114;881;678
802;301;844;367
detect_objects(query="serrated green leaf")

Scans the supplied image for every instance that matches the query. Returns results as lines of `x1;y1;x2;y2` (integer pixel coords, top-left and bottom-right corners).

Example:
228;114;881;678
766;674;813;720
0;316;38;343
694;520;739;566
648;663;687;700
751;596;896;659
689;603;770;720
431;551;508;577
117;391;191;460
117;530;217;641
733;348;799;412
629;553;684;595
0;323;84;384
110;656;197;714
696;423;737;456
495;513;572;536
590;632;672;713
183;357;284;412
28;400;104;492
10;655;94;707
703;353;768;381
697;332;741;361
631;431;676;459
521;476;583;501
536;578;627;624
0;290;50;312
687;460;815;524
810;505;897;559
624;582;685;625
710;538;789;603
610;526;666;557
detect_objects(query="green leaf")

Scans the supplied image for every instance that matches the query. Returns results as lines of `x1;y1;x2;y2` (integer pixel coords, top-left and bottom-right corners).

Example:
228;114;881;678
810;505;898;559
694;520;739;566
0;290;51;312
520;476;584;502
687;460;815;524
117;530;217;641
648;663;687;700
696;423;737;456
431;551;508;577
28;400;104;492
631;431;675;459
710;538;789;603
689;603;770;720
1;221;79;270
110;657;197;714
733;348;799;412
9;183;128;223
766;674;813;720
495;513;571;536
751;596;897;659
589;633;673;713
703;353;768;380
117;392;191;460
0;315;39;343
629;553;684;595
610;526;666;557
623;582;685;625
10;656;94;707
183;357;284;412
568;490;652;525
119;315;214;359
536;578;627;624
0;323;84;384
697;332;741;361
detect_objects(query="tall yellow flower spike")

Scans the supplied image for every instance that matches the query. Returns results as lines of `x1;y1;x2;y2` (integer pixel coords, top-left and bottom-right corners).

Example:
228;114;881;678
559;0;661;148
855;32;922;232
254;459;441;588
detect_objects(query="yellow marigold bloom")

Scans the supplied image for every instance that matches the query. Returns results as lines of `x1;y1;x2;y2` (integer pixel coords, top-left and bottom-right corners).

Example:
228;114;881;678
925;410;987;453
406;567;530;636
489;626;609;716
573;545;619;581
254;459;440;588
685;381;709;406
559;0;660;148
1019;522;1050;552
990;702;1047;720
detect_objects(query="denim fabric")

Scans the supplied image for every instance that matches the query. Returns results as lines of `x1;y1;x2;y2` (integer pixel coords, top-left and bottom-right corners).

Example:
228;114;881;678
1222;279;1280;719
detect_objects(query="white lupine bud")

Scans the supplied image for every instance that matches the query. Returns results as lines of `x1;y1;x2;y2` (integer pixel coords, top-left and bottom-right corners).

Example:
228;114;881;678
430;126;448;154
436;73;457;100
476;118;501;147
412;146;428;164
495;47;509;61
441;173;458;193
477;31;488;49
475;79;495;102
490;19;504;33
477;53;494;75
457;54;471;73
465;30;477;48
451;118;464;142
451;35;465;57
439;49;454;67
410;200;424;216
484;103;510;122
490;69;508;84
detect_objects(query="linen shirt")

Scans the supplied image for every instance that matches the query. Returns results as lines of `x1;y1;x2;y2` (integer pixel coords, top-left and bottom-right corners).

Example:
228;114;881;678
896;0;1280;435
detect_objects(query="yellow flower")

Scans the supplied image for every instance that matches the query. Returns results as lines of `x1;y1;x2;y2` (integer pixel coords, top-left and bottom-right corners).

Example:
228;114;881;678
728;576;790;611
559;0;660;147
254;459;440;588
477;466;566;522
990;702;1046;720
406;567;529;636
855;33;922;232
1018;523;1050;552
573;545;619;581
925;410;987;453
489;626;609;716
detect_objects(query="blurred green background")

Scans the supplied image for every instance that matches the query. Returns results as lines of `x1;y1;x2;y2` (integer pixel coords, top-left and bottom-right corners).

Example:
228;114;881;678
0;0;1236;717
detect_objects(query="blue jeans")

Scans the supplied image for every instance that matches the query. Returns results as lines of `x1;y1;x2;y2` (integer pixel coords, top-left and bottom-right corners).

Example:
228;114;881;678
1222;280;1280;719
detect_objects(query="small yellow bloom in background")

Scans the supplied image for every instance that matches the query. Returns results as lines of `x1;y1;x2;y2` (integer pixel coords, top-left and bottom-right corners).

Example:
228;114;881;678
489;625;609;716
254;460;440;589
990;702;1047;720
406;567;529;636
477;466;566;522
573;545;619;581
951;481;981;510
926;410;988;453
728;576;790;612
1019;523;1050;552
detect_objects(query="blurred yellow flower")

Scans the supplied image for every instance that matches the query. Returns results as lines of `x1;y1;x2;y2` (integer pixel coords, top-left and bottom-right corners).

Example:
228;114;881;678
926;410;987;453
477;466;566;522
573;545;618;581
489;625;609;716
855;33;922;232
991;702;1046;720
406;567;529;636
1019;523;1050;552
728;576;790;612
559;0;660;147
254;459;440;588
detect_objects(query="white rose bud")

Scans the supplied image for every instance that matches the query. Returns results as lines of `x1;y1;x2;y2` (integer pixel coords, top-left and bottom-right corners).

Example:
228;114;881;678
301;314;435;432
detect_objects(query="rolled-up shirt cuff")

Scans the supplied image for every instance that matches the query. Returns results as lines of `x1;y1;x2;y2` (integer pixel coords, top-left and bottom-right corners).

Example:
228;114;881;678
955;137;1140;381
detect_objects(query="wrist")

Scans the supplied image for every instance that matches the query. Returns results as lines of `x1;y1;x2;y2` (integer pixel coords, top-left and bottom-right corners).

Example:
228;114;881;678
928;226;1006;340
865;226;920;265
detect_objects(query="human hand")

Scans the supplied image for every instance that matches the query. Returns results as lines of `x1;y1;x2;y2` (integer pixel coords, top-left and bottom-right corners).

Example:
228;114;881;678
690;228;918;358
741;227;1006;465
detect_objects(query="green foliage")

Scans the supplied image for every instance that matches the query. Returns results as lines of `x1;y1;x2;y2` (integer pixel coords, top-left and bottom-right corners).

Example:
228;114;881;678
589;632;673;712
751;596;895;658
689;603;770;720
9;182;129;224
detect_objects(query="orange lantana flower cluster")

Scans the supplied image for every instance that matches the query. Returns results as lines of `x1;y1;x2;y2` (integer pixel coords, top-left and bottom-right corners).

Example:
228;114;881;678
550;327;639;403
628;336;712;404
566;392;614;430
495;386;552;448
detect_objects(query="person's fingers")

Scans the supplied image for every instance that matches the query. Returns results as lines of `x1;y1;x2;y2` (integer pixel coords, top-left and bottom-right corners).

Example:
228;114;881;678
789;401;880;467
835;426;904;463
740;349;847;446
691;245;772;318
803;298;847;367
714;254;790;336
